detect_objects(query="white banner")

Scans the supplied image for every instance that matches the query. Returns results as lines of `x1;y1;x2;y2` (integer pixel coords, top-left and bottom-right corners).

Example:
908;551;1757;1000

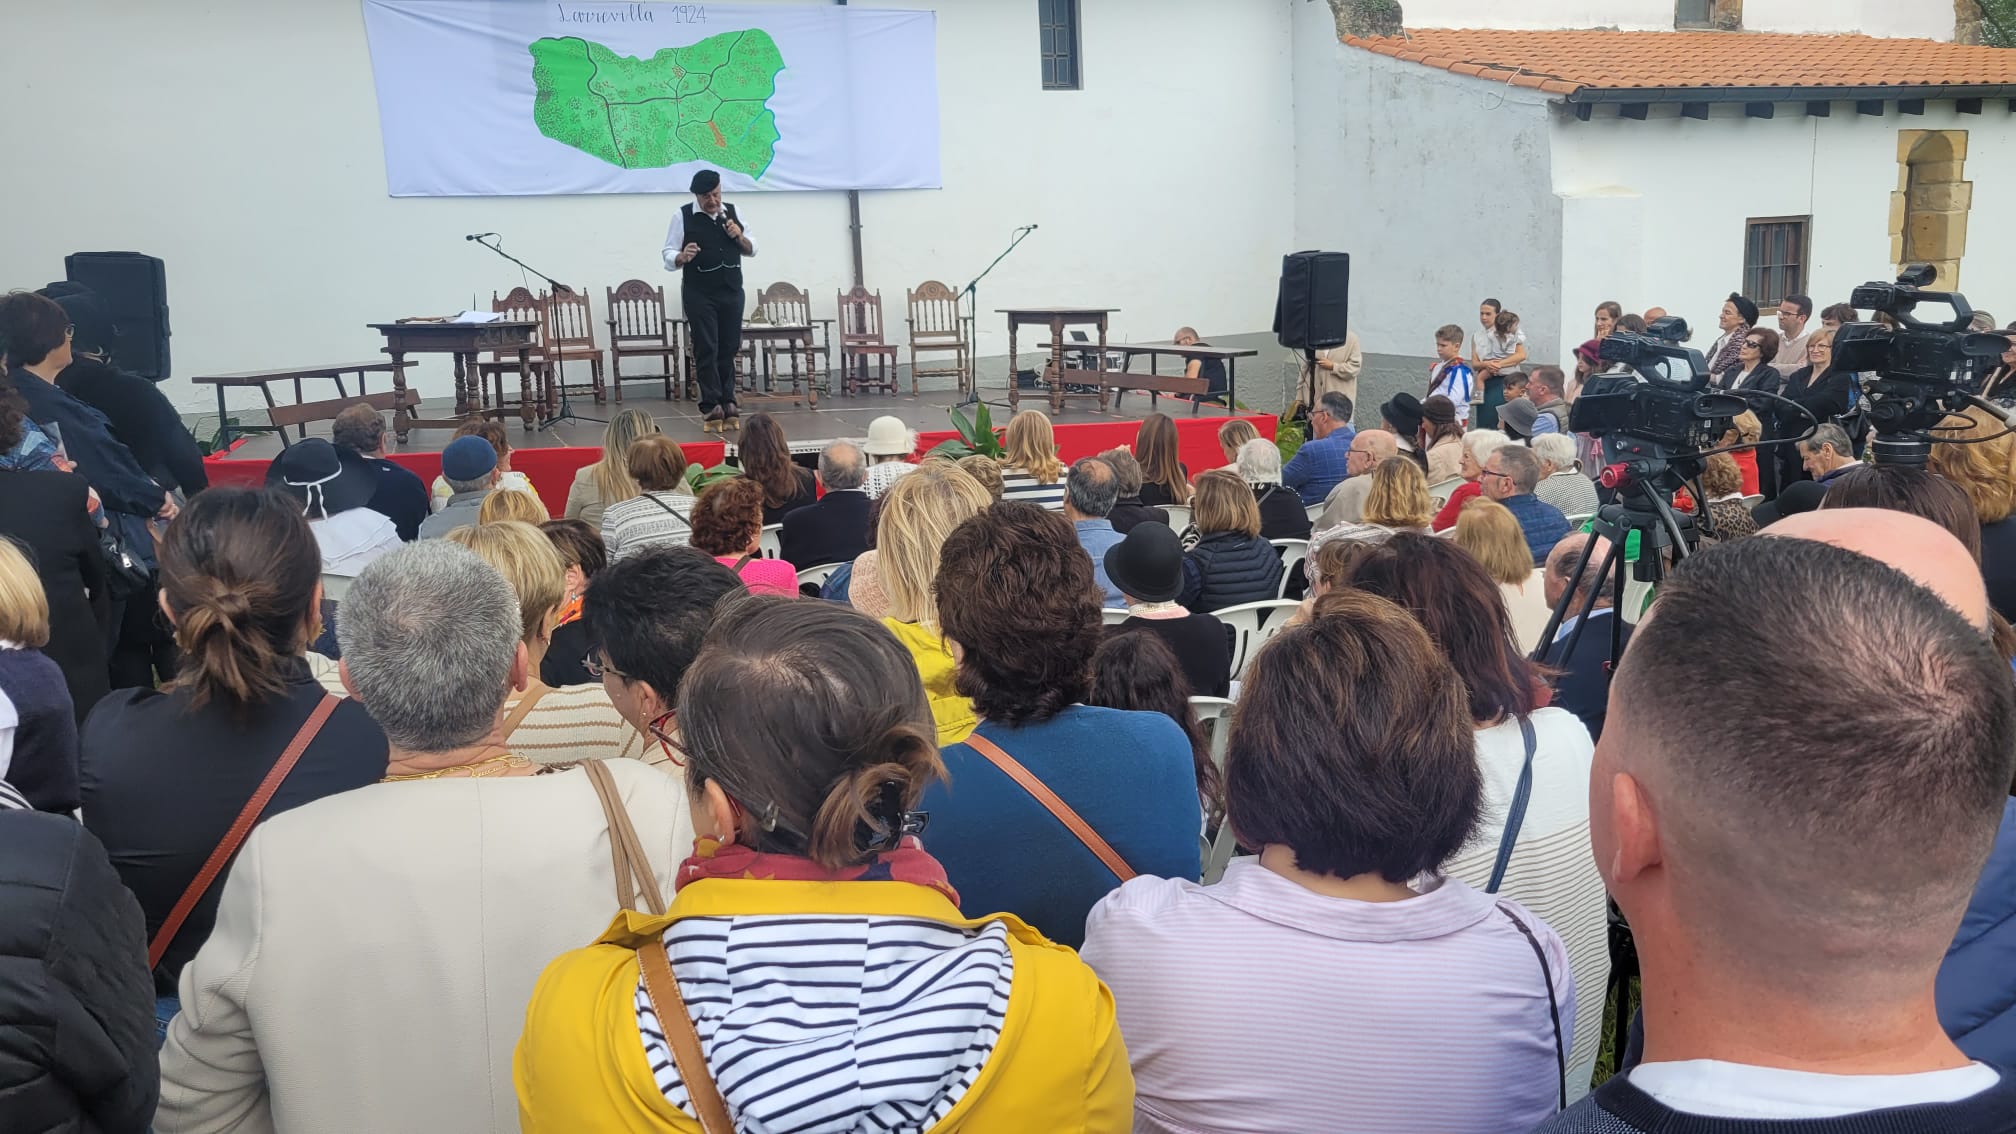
359;1;941;196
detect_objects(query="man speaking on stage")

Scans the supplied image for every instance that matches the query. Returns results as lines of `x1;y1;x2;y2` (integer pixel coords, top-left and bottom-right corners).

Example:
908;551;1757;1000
662;168;754;430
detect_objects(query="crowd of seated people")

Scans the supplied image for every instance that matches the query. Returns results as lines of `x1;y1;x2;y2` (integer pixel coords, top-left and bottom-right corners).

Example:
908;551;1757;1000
14;281;2016;1134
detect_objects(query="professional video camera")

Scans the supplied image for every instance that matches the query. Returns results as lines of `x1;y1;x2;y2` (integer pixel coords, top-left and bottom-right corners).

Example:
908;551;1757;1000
1567;316;1749;494
1831;264;2008;466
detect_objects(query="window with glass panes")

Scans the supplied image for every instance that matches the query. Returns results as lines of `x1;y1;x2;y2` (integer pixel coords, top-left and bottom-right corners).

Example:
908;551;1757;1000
1039;0;1081;90
1744;218;1809;308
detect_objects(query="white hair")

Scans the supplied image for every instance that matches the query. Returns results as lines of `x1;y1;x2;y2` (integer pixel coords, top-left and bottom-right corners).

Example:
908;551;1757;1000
1464;428;1513;467
1531;432;1579;470
1236;437;1282;484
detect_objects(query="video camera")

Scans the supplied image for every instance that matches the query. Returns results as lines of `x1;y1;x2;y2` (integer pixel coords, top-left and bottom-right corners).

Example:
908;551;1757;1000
1832;264;2007;466
1568;316;1749;492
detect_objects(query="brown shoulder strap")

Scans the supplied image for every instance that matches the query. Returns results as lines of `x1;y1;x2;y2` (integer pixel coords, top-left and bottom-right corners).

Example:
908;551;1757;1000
584;759;667;916
961;731;1136;882
498;683;551;738
148;694;341;970
640;938;735;1134
730;552;754;572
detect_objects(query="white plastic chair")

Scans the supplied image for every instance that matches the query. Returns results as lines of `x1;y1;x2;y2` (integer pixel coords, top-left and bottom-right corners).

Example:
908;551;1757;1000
1270;538;1309;600
1304;501;1326;525
759;523;783;559
796;562;843;591
1190;695;1240;883
1563;512;1596;529
1212;599;1302;681
1740;493;1764;509
1100;607;1133;627
1162;504;1192;531
1427;477;1466;499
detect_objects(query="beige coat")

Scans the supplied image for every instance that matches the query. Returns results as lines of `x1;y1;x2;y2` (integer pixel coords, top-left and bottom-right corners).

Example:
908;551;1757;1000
155;759;693;1134
1296;331;1363;412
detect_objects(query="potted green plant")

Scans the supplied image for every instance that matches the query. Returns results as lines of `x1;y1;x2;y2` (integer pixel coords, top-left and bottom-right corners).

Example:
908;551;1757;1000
924;403;1006;461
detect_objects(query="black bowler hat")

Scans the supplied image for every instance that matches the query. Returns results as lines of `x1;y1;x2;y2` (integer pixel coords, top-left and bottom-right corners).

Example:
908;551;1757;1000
267;437;375;518
1380;391;1425;438
1104;521;1184;604
1728;292;1760;326
690;169;721;194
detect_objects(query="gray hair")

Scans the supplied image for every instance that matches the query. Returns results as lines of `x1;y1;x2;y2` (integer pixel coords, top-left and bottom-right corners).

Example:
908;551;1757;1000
1495;444;1543;493
1236;437;1282;484
336;541;523;752
1465;428;1513;467
818;441;867;490
1802;423;1854;458
1097;447;1144;497
1531;432;1579;471
444;473;493;496
1065;457;1118;518
1548;533;1616;606
1318;391;1354;422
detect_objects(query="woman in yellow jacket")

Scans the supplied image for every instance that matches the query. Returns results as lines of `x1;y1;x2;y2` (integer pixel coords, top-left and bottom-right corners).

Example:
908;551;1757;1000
867;460;993;746
515;595;1134;1133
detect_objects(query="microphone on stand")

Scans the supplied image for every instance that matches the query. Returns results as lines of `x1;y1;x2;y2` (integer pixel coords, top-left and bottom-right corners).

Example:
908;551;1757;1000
464;233;498;242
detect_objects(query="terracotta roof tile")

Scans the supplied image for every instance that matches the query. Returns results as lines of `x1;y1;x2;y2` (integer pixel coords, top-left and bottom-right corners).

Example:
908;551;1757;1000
1340;29;2016;96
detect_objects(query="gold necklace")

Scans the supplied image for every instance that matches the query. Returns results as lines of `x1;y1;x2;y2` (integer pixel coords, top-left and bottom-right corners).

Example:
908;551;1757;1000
381;753;534;783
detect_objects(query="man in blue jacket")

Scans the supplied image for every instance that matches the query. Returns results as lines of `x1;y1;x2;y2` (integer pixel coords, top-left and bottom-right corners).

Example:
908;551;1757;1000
1281;391;1355;505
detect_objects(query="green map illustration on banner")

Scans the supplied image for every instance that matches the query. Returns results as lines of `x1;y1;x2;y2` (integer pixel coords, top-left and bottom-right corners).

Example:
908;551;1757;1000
529;31;783;177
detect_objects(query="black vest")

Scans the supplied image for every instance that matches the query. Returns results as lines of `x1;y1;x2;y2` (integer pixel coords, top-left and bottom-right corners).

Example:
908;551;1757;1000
681;202;745;289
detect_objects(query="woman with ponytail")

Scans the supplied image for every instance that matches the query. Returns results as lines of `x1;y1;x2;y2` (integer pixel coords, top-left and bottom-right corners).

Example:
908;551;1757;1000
516;595;1134;1131
77;487;388;1028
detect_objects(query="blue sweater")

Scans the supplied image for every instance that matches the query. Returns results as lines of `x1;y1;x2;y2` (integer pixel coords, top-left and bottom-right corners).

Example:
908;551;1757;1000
921;705;1201;948
0;648;79;814
1940;797;2016;1066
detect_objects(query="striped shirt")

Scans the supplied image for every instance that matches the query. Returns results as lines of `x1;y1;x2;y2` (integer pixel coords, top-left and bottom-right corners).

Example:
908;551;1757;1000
637;913;1014;1133
1444;707;1608;1103
1082;859;1572;1133
0;778;28;811
999;466;1065;510
601;489;694;563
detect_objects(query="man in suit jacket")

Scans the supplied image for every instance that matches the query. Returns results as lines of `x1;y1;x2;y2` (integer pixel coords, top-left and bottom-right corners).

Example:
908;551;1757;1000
780;441;871;568
332;403;429;542
1540;531;1630;741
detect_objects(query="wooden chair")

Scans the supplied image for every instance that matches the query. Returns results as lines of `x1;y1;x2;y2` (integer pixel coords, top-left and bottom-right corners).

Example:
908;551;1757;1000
836;287;903;396
757;282;831;393
905;280;968;393
543;286;606;404
478;286;553;418
605;280;680;402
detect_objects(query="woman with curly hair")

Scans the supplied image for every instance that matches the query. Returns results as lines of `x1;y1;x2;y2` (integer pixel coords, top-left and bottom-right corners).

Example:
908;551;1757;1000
924;502;1201;946
1927;403;2016;619
687;476;798;595
735;411;817;524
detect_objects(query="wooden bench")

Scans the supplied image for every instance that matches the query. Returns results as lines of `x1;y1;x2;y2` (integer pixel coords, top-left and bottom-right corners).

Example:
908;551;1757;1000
266;389;422;435
1054;367;1226;414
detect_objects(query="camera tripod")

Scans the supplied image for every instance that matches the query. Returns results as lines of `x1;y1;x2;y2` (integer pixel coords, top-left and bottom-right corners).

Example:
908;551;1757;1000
1530;467;1696;673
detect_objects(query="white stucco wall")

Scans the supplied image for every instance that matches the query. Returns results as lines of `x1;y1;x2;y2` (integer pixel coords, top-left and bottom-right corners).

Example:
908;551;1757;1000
1403;0;1954;37
1;0;1296;414
1550;100;2016;357
1294;7;1563;366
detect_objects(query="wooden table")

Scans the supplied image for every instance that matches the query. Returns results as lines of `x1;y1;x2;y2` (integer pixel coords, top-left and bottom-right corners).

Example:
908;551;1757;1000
736;323;820;409
368;321;541;440
193;361;412;448
1041;340;1257;416
1000;307;1118;413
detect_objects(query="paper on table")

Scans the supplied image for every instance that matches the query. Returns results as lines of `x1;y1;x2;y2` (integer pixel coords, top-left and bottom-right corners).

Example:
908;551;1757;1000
449;310;504;324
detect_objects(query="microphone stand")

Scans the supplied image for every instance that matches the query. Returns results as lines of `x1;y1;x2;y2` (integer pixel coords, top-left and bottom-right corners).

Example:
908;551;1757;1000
465;235;604;431
953;225;1037;410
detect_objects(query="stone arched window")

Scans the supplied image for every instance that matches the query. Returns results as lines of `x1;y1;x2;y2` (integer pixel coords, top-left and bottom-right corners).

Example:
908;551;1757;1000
1893;130;1972;289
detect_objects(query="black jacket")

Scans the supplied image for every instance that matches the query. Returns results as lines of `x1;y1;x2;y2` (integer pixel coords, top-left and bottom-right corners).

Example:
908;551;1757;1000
56;358;208;497
340;447;430;543
1253;483;1312;542
1541;609;1631;742
1111;614;1232;698
0;470;109;722
1179;532;1283;613
778;489;870;568
1773;365;1858;492
0;806;159;1133
1108;498;1169;535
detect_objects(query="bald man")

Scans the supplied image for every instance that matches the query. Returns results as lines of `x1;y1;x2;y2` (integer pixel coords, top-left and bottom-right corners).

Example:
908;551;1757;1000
1538;532;1628;741
1313;429;1396;529
1768;508;1988;632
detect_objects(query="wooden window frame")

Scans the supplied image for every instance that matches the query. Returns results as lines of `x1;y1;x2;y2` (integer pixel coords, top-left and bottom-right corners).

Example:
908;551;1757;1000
1039;0;1082;91
1743;216;1811;309
1675;0;1716;28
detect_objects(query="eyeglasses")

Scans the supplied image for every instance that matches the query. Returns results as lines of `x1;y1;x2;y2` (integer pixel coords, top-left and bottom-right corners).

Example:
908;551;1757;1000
583;652;628;680
1743;340;1765;349
1480;469;1512;481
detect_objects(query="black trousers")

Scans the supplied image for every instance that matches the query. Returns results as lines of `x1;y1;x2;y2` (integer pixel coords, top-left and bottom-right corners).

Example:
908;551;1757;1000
683;282;744;412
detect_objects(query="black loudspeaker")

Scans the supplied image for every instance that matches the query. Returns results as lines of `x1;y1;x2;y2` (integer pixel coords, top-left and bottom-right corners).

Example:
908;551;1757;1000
63;252;171;380
1273;250;1351;351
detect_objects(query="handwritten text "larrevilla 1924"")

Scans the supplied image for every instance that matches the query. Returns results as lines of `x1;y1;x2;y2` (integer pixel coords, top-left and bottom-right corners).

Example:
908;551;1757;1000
556;4;711;24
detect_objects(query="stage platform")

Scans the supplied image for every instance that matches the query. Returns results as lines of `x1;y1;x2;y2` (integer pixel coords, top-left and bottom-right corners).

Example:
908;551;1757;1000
203;384;1275;515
